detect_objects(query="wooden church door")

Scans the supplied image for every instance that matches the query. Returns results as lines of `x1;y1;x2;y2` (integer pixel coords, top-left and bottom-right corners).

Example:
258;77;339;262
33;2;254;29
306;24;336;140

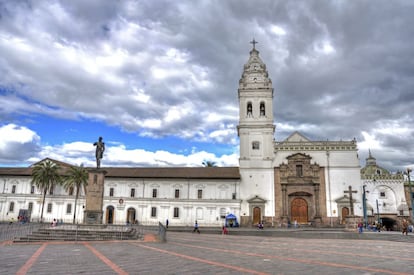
291;198;308;224
253;207;261;224
341;207;349;224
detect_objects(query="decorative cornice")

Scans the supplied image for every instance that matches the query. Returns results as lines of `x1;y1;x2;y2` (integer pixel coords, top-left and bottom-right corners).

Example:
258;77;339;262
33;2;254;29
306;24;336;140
275;140;357;151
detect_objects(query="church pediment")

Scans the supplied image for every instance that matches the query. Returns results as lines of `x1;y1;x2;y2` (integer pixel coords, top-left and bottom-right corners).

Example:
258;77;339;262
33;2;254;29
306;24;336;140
335;195;355;203
286;153;312;161
247;195;267;203
30;158;74;168
279;152;320;180
284;131;311;142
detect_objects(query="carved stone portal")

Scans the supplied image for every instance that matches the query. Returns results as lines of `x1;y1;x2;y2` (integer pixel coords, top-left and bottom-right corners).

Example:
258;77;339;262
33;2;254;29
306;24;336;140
275;153;326;226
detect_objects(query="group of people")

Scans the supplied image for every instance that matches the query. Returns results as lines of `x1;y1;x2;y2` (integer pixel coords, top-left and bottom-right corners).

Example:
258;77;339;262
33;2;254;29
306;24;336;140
357;219;412;235
17;215;29;224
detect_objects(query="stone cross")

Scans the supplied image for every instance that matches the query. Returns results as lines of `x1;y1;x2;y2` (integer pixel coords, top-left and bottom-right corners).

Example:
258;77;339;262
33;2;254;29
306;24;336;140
250;38;258;49
344;185;357;215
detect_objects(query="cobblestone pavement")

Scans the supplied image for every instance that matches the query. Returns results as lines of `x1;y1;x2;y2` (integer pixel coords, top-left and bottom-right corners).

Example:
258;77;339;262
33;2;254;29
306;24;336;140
1;231;414;275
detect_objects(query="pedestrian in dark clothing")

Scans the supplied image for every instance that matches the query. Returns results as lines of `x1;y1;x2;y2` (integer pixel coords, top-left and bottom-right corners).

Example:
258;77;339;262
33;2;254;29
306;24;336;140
193;221;200;233
357;221;363;233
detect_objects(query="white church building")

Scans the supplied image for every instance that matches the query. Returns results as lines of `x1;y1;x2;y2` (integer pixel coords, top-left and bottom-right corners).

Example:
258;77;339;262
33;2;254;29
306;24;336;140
0;44;410;229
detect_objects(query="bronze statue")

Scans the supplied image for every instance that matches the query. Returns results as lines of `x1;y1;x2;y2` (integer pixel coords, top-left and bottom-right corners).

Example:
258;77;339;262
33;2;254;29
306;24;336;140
93;137;105;168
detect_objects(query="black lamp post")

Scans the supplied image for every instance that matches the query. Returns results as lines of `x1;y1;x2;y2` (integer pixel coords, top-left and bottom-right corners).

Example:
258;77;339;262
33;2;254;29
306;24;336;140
407;168;414;222
363;185;368;228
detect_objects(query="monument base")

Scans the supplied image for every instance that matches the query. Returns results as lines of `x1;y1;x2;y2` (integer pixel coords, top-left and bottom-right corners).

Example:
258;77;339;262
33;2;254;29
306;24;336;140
84;210;103;224
344;215;360;230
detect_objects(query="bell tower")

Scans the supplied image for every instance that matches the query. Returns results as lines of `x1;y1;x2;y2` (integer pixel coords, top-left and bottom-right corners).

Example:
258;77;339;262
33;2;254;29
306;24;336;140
237;40;276;226
237;40;275;168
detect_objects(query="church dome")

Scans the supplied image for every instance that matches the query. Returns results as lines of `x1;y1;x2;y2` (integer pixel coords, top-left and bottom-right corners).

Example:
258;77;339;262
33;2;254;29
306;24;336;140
239;40;272;90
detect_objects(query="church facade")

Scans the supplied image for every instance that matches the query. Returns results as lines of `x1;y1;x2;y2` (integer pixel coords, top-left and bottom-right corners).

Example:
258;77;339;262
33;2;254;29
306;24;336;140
0;45;411;228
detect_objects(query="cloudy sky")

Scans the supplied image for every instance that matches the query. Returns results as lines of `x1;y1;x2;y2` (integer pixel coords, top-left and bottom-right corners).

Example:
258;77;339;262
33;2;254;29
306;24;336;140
0;0;413;172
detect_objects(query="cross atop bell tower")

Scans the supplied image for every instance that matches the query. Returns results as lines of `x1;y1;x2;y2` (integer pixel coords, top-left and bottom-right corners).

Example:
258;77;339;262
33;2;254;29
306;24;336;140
250;38;258;50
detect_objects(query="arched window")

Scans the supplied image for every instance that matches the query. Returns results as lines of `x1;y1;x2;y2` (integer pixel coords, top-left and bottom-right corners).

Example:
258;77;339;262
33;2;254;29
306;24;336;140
247;102;253;117
260;102;265;116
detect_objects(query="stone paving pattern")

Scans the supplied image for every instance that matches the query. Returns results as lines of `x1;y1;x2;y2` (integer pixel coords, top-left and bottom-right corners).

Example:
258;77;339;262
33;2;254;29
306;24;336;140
1;230;414;274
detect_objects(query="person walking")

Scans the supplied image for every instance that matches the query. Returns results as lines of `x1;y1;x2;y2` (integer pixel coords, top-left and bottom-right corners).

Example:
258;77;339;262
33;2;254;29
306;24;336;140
357;221;363;234
193;220;200;233
402;219;409;235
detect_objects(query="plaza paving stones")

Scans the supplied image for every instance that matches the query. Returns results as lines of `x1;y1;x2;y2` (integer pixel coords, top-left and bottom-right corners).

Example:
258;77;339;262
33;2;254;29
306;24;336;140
1;231;414;274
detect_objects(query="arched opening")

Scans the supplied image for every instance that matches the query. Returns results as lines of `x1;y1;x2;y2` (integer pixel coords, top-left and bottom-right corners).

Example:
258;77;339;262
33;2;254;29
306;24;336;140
106;205;114;224
260;102;265;116
253;207;261;224
247;102;252;117
381;217;397;231
291;198;308;224
127;207;136;224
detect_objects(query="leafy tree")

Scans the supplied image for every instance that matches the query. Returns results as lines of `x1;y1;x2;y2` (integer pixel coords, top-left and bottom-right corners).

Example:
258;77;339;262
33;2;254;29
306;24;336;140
63;165;88;224
31;159;61;223
202;160;217;167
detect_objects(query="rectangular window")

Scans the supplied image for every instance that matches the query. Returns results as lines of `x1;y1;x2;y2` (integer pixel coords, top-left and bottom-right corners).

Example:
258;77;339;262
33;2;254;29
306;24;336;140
252;141;260;150
69;187;74;196
174;207;179;218
130;188;135;198
9;202;15;212
232;193;236;200
380;192;385;197
47;203;53;213
30;185;35;194
151;207;157;217
49;186;54;195
152;189;157;198
28;202;33;213
197;189;203;199
66;204;72;214
220;208;226;219
11;185;16;194
175;189;180;198
296;165;303;177
109;188;114;197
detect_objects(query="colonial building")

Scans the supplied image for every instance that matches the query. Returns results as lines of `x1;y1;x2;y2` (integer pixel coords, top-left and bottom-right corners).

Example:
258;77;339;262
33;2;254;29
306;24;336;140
360;151;407;230
0;44;410;228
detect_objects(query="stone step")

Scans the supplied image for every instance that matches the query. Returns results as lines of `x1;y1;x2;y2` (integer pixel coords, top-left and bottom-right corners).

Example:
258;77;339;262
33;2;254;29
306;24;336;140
14;227;142;242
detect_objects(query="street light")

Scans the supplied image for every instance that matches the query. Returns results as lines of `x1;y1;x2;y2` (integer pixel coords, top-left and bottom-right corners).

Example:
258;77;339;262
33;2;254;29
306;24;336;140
376;199;380;224
406;168;414;222
363;185;368;228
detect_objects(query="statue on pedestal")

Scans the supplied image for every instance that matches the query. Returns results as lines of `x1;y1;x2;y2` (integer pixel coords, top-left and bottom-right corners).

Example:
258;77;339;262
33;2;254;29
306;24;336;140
93;137;105;169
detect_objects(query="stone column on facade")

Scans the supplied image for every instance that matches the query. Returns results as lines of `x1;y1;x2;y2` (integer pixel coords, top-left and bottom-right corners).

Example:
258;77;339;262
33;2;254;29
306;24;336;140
84;169;106;224
313;183;322;224
281;183;288;222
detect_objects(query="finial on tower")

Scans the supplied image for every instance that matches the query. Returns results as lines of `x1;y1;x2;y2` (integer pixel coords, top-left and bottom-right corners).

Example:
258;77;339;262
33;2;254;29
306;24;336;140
250;38;258;50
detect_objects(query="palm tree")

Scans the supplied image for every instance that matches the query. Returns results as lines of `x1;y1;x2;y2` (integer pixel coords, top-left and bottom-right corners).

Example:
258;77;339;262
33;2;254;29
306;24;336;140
202;160;217;167
31;159;61;223
63;165;88;224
